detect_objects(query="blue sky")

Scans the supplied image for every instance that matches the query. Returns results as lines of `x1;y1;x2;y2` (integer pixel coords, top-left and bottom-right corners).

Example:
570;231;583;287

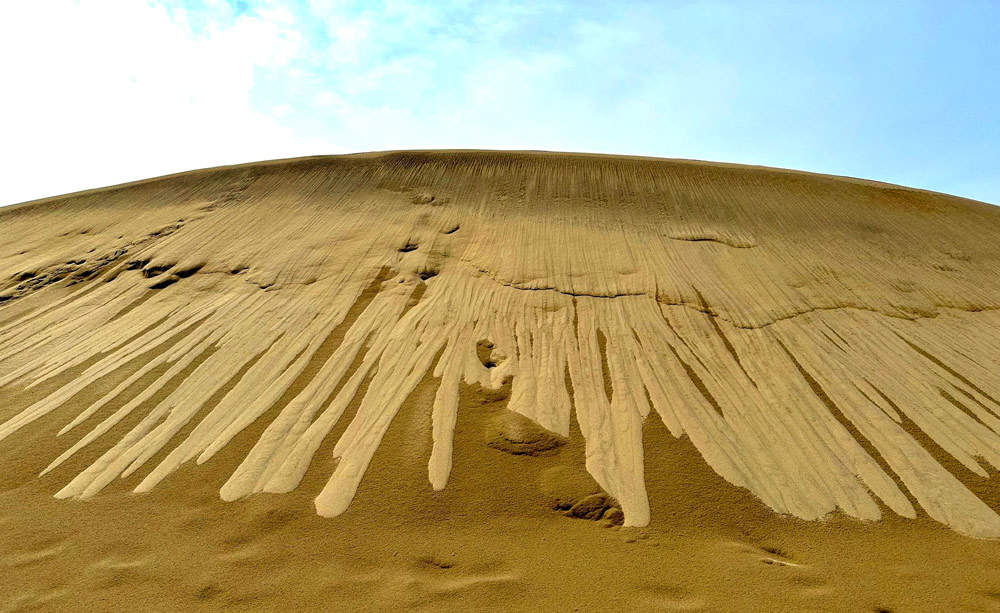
1;0;998;206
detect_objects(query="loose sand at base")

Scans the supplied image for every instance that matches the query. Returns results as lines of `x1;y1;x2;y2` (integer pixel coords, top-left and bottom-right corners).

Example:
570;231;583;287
2;151;1000;611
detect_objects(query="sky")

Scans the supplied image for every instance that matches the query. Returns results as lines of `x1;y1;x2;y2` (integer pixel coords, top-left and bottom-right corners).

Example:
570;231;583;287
1;0;998;206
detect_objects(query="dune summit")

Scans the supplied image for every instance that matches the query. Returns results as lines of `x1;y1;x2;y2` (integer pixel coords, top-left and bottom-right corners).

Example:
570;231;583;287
2;150;1000;610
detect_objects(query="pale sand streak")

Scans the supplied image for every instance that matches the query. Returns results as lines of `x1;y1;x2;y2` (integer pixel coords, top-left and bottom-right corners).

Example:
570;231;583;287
1;151;1000;535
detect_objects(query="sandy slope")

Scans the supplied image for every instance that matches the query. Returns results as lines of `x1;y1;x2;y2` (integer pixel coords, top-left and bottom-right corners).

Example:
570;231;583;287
2;150;1000;611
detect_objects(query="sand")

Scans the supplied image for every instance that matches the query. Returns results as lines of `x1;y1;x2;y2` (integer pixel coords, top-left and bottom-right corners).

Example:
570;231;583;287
1;150;1000;611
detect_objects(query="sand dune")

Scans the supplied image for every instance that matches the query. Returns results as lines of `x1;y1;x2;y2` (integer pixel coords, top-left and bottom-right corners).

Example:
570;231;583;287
2;151;1000;611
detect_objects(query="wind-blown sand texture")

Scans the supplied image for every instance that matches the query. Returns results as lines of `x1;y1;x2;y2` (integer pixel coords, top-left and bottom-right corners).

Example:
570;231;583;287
2;151;1000;611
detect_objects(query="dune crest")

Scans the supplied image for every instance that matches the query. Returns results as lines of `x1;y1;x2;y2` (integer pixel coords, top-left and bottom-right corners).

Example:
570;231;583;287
2;151;1000;536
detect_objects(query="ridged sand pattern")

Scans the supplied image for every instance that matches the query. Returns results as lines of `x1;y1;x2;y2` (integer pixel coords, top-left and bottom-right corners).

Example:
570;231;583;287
2;151;1000;536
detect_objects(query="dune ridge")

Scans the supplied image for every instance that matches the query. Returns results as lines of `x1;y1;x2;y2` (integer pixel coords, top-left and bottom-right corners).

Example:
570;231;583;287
2;151;1000;539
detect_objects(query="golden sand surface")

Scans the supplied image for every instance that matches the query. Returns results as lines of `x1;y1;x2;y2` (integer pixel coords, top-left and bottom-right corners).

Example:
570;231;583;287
2;150;1000;611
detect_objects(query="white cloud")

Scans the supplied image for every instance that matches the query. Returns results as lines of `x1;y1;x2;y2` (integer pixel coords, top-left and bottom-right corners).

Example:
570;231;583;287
0;0;333;205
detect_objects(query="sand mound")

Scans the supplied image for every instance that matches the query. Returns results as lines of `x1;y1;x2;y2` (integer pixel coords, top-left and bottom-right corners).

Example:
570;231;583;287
3;150;1000;610
1;151;1000;536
